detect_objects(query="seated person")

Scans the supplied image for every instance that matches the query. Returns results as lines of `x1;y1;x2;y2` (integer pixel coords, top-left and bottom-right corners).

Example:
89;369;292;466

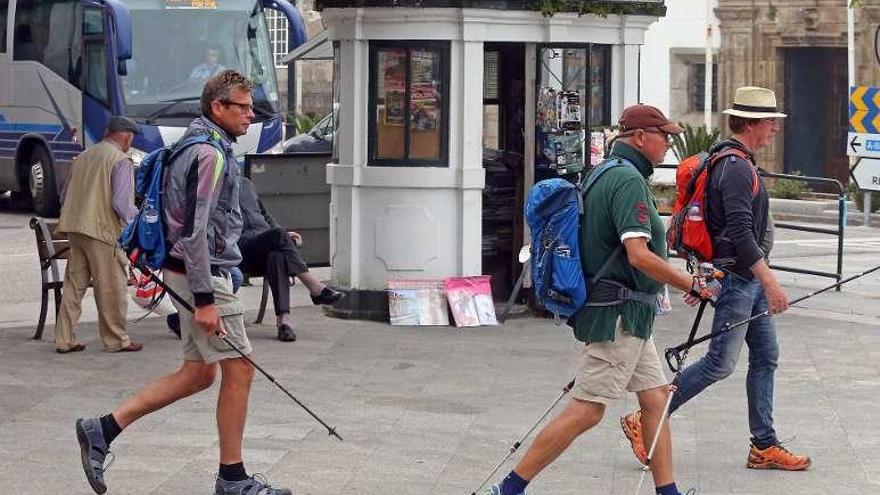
238;176;343;342
189;46;226;83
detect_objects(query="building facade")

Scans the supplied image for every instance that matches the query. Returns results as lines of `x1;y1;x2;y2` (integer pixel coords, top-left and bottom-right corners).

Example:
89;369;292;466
716;0;880;182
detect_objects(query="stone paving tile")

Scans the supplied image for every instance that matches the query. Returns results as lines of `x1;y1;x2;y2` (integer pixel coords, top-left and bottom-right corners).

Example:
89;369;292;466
1;292;879;494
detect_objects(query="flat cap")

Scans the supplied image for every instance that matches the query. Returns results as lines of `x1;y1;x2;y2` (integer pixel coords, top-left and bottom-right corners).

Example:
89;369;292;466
107;115;141;134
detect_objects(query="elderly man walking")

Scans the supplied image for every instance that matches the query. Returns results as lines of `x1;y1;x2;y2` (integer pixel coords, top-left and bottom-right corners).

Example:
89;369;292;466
484;104;716;495
621;86;811;471
54;116;142;353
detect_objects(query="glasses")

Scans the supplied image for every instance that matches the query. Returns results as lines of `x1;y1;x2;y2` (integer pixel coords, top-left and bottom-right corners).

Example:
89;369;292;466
641;128;673;146
762;118;781;128
222;99;254;114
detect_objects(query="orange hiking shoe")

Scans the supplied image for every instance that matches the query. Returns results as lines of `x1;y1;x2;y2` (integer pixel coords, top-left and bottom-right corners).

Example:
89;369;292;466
620;410;648;465
747;442;811;471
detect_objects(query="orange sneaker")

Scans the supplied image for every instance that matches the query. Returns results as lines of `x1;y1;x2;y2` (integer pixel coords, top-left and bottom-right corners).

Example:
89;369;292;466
747;442;811;471
620;410;648;465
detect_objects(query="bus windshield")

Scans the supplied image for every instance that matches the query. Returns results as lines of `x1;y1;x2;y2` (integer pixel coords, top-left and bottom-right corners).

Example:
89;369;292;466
122;0;279;123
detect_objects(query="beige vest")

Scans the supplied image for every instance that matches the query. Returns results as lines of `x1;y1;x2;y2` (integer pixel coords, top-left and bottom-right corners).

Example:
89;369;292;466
58;140;131;245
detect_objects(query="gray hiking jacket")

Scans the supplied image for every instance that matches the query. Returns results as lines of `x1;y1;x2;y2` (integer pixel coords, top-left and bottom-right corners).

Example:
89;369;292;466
163;117;242;306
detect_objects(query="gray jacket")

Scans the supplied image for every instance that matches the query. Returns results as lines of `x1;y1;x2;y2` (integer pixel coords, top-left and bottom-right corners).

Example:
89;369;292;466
163;117;242;306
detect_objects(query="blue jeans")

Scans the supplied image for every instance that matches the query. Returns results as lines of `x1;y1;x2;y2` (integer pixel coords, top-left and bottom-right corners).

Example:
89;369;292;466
669;274;779;447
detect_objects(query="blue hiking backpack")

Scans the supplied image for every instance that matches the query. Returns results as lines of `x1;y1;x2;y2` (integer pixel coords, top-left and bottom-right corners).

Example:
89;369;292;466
119;134;224;271
524;159;631;321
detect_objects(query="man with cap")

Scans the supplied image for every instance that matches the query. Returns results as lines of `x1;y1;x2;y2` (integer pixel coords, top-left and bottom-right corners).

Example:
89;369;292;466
54;116;143;353
484;104;716;495
621;86;811;471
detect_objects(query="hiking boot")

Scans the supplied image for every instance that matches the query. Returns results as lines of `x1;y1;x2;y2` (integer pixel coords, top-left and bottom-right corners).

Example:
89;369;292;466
482;483;525;495
620;410;648;465
215;473;292;495
75;417;112;494
277;324;296;342
747;442;811;471
310;287;343;306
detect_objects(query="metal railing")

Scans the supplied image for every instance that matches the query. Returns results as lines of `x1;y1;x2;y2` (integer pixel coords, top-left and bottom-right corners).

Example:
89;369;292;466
655;165;846;288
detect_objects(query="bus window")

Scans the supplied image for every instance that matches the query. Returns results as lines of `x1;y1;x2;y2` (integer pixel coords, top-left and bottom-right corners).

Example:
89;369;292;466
84;42;109;105
13;0;81;85
1;0;8;53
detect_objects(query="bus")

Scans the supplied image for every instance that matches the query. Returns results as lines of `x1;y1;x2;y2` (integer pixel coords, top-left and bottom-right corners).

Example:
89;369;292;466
0;0;305;215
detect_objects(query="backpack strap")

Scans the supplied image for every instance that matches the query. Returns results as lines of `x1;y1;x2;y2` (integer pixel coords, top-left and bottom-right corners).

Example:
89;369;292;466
708;146;760;196
579;158;634;282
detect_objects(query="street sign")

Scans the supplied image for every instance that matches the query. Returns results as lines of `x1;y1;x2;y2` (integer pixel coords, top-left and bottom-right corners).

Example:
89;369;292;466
847;132;880;158
849;86;880;133
848;86;880;157
850;157;880;192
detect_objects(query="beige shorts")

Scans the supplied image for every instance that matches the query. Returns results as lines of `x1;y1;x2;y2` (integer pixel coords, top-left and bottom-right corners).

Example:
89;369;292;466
164;270;252;364
570;319;668;406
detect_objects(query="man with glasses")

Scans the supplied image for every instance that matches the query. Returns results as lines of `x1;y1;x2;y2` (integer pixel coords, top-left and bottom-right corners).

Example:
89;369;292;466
621;86;811;472
74;70;292;495
484;104;715;495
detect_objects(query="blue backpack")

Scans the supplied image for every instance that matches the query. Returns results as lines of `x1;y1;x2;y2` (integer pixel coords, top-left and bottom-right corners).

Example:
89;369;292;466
524;159;631;321
119;134;224;271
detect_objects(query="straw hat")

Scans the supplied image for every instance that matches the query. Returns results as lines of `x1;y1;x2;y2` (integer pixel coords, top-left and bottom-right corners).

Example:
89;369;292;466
722;86;787;119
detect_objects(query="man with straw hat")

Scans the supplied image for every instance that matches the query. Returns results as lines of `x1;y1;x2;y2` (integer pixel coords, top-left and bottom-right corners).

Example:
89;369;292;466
621;86;811;471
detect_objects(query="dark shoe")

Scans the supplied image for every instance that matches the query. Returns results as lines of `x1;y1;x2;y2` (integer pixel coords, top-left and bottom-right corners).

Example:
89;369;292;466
116;343;143;352
277;324;296;342
75;417;111;494
311;287;343;306
56;343;86;354
166;313;181;339
215;473;292;495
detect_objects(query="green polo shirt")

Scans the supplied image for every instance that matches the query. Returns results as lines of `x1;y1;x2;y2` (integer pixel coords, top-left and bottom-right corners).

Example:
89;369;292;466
572;141;666;343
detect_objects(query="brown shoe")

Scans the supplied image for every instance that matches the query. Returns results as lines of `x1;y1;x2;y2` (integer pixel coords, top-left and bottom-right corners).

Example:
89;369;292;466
56;343;86;354
747;442;811;471
116;342;143;352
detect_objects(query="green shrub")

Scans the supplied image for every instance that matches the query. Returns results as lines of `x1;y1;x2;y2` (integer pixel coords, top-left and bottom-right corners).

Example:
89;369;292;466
293;114;320;134
848;181;880;212
670;123;720;162
769;171;810;200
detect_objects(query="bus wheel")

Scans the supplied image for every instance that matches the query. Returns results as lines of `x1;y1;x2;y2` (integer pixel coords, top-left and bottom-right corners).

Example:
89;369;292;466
26;146;60;217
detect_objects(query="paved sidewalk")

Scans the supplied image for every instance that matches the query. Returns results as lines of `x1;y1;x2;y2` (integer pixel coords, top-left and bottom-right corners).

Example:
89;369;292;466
1;271;879;495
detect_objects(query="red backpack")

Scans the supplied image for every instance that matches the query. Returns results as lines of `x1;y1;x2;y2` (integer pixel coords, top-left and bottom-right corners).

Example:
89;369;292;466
667;145;757;265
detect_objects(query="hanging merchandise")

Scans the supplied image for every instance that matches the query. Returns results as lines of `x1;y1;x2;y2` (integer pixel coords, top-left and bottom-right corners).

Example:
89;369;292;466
536;88;585;175
549;130;585;175
557;91;582;131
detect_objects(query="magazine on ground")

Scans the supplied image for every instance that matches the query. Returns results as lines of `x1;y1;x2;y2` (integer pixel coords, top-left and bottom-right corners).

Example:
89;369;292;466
444;275;498;327
387;279;449;326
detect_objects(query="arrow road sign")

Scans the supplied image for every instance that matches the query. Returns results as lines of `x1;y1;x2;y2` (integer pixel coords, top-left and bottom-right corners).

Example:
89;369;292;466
851;157;880;192
847;132;880;158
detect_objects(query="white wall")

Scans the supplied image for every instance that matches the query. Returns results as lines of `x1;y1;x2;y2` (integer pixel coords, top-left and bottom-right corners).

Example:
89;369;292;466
639;0;720;115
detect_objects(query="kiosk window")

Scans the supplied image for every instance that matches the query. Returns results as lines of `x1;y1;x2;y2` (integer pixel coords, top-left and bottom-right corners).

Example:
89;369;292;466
369;41;449;166
539;44;611;128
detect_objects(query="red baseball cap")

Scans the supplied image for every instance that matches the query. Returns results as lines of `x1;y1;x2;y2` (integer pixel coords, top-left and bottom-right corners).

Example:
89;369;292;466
618;104;683;134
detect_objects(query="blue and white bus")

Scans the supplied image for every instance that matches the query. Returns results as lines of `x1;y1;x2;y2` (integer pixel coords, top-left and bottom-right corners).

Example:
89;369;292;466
0;0;305;215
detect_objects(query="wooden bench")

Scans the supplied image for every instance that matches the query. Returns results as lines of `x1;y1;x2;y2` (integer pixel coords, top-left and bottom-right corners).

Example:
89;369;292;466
29;217;69;341
31;215;278;336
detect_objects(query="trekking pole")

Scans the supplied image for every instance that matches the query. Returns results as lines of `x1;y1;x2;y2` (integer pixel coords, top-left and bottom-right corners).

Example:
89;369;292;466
665;263;880;363
135;262;344;442
468;378;575;495
633;299;708;495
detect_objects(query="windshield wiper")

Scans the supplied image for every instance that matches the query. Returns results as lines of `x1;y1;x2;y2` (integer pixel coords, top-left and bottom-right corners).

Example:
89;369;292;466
141;96;202;125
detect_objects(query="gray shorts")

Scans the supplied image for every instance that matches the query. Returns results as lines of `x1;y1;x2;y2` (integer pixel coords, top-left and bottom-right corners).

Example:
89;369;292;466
570;319;668;406
164;270;252;364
